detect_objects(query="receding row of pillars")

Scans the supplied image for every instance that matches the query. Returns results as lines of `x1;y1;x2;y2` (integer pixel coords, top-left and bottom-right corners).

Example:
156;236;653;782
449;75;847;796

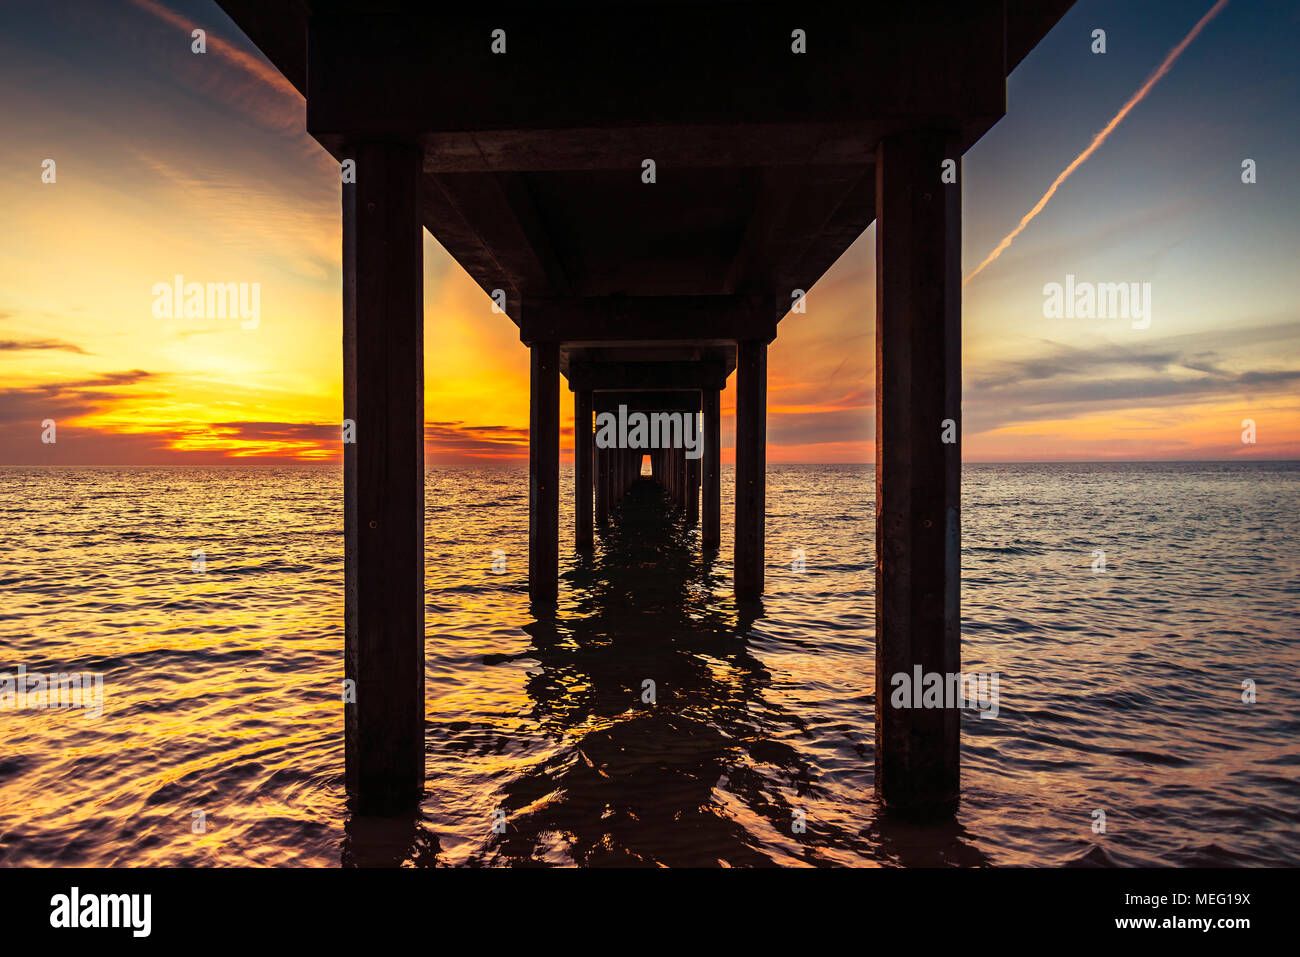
638;443;702;520
342;130;961;819
528;348;766;607
596;444;644;515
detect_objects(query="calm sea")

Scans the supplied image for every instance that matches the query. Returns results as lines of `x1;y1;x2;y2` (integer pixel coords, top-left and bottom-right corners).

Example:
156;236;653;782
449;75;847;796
1;462;1297;867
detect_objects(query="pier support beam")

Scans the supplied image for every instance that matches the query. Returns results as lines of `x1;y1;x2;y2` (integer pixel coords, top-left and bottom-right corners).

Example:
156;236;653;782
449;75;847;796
529;341;560;603
614;449;625;507
665;448;675;508
575;390;593;550
734;340;767;598
614;448;621;507
596;446;609;524
681;447;691;512
703;389;721;549
874;130;962;815
343;141;425;815
687;453;700;524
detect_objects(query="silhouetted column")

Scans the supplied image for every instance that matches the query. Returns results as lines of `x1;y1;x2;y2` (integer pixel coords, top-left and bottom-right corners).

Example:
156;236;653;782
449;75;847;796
686;454;699;523
575;390;593;550
671;446;682;509
734;340;766;598
682;444;688;505
619;449;628;505
612;444;621;507
596;446;609;524
703;388;721;549
679;446;689;510
529;341;560;603
343;141;425;815
874;130;962;815
613;449;623;507
681;444;688;509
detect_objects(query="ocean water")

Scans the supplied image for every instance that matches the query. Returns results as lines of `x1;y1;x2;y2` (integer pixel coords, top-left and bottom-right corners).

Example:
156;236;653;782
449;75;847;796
0;462;1297;867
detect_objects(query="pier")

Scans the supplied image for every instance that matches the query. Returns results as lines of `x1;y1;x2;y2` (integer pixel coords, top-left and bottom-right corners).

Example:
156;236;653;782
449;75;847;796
217;0;1075;818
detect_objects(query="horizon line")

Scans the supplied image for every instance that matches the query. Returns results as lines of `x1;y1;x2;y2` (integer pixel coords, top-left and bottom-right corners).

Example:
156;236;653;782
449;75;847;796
5;458;1297;468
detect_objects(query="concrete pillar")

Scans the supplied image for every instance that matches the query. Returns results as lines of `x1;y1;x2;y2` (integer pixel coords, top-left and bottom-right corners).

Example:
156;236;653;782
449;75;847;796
734;340;766;598
610;448;618;507
679;446;689;510
874;130;962;815
343;141;425;815
529;341;560;603
672;446;683;509
575;390;593;550
613;449;623;508
681;444;689;510
703;388;721;549
686;452;699;523
670;446;679;509
596;446;609;524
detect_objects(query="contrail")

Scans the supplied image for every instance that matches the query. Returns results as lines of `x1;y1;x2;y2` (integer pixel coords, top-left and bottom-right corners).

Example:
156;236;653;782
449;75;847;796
129;0;301;99
963;0;1230;286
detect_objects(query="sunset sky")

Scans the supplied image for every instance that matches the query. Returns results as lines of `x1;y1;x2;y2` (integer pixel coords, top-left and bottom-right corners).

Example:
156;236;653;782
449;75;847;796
2;0;1297;465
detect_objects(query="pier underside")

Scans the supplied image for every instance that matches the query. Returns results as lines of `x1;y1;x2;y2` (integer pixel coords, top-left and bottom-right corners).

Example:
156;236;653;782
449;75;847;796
218;0;1075;818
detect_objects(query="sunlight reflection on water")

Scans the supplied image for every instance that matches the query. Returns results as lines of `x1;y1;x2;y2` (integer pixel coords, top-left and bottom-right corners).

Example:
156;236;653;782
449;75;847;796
1;463;1297;866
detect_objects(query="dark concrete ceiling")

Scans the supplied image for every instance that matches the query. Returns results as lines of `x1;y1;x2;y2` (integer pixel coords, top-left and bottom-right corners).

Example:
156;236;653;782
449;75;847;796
216;0;1075;373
